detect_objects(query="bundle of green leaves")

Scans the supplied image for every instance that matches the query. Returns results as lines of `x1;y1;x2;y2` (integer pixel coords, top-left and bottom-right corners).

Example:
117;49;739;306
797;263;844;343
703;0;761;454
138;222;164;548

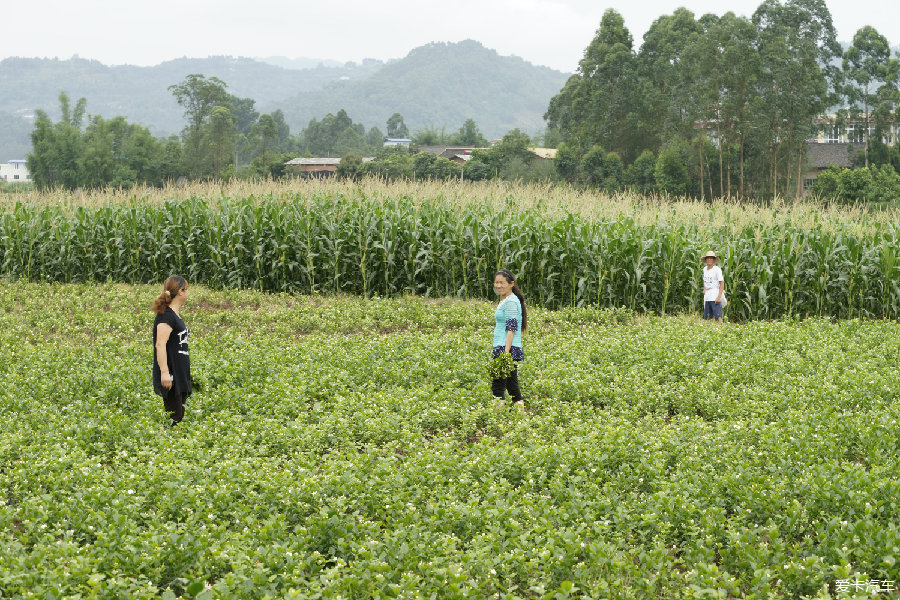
487;351;517;380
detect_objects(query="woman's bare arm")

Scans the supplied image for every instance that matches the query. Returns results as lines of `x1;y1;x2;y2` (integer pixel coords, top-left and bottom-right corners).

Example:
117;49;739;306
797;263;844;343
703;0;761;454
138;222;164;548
156;322;173;389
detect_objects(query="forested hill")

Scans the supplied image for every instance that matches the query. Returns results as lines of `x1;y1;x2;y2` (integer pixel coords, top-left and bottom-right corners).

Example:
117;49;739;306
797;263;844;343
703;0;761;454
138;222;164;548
270;40;570;139
0;55;381;138
0;43;567;159
0;110;32;161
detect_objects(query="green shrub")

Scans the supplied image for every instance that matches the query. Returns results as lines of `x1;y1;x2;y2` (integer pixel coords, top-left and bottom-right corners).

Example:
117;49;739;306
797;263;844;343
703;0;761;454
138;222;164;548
812;164;900;203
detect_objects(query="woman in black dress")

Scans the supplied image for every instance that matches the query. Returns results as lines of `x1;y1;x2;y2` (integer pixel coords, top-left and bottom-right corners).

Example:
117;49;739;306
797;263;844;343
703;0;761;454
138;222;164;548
152;276;191;426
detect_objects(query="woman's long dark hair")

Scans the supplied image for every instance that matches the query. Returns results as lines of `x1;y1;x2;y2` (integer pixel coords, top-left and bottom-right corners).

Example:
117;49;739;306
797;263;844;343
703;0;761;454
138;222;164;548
496;269;527;332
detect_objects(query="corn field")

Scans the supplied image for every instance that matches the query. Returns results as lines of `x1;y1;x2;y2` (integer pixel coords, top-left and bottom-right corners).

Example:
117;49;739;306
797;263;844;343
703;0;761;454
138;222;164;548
4;178;899;232
2;186;899;320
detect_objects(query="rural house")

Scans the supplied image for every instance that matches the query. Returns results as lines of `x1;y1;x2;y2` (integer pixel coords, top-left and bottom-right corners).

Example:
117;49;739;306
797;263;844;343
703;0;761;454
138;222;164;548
801;142;860;193
0;160;30;183
813;116;898;145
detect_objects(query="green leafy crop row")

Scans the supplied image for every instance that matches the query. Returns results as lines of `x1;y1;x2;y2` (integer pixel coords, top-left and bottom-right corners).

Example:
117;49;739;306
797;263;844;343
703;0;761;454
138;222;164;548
1;283;898;599
2;195;900;319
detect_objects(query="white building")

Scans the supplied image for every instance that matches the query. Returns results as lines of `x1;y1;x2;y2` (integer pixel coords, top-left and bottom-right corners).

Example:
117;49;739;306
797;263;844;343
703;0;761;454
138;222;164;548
0;160;31;183
814;116;898;146
383;138;412;148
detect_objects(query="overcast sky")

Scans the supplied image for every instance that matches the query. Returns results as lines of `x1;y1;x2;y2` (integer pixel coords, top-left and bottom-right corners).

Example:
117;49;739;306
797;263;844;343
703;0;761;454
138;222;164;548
2;0;898;73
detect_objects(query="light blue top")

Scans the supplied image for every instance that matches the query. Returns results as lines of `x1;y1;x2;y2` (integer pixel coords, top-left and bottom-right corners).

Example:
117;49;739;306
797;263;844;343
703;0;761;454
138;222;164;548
493;294;522;348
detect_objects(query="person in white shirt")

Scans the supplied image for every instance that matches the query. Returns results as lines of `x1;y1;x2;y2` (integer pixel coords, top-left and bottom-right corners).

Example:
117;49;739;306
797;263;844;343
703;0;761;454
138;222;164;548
701;251;725;322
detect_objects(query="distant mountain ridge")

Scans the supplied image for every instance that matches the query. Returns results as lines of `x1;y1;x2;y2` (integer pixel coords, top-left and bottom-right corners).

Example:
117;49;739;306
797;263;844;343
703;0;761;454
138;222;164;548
0;55;382;136
271;40;569;139
0;41;570;160
257;56;349;70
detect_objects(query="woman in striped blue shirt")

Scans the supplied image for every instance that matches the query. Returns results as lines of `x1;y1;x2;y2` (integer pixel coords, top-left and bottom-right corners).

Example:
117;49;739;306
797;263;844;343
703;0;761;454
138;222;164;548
492;269;527;406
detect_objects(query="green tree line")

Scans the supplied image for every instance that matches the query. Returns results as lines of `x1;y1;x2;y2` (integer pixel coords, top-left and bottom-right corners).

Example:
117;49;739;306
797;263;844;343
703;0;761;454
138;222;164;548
27;78;300;189
26;74;505;189
333;128;562;184
545;0;900;200
27;93;183;189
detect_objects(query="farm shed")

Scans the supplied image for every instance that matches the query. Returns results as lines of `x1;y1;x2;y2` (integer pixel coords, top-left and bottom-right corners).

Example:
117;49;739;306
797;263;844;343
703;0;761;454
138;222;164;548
801;142;859;194
284;157;373;177
419;145;480;158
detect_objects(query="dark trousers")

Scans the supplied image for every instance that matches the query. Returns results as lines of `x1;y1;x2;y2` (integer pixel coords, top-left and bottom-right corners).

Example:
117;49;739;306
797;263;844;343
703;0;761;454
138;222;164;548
163;389;187;426
704;300;723;320
492;369;522;402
